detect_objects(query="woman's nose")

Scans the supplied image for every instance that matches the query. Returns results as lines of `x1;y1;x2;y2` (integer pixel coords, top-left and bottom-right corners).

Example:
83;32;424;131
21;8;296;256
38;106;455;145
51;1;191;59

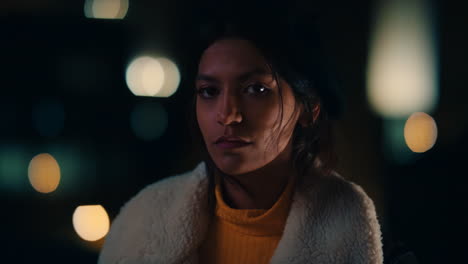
216;93;243;126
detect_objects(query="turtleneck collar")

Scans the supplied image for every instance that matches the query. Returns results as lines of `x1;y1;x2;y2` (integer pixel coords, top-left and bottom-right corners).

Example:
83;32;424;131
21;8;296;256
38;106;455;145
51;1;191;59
213;172;296;236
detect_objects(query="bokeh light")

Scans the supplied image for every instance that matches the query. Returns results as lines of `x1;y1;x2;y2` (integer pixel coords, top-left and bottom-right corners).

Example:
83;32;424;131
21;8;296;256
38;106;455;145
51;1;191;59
126;56;164;97
73;205;110;241
0;145;29;192
28;153;61;194
382;119;416;164
43;144;93;195
367;0;438;118
404;112;438;153
84;0;129;19
156;58;181;97
125;56;180;97
130;102;168;141
32;98;65;137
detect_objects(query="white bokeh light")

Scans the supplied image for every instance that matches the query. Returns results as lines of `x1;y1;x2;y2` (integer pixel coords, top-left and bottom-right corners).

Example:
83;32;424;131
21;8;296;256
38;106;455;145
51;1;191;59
84;0;129;19
125;56;180;98
157;58;181;97
126;56;165;97
367;0;438;118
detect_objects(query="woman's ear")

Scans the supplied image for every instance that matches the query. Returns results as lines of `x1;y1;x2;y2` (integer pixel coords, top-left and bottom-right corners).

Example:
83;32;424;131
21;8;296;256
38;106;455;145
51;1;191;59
298;103;321;127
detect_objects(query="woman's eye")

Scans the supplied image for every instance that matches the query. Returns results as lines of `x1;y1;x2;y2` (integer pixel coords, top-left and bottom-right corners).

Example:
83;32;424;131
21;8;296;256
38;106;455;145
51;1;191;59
245;84;270;95
197;87;219;98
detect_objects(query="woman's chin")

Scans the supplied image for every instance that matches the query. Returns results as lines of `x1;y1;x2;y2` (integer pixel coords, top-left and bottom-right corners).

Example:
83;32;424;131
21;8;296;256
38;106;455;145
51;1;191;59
216;163;246;176
213;157;257;176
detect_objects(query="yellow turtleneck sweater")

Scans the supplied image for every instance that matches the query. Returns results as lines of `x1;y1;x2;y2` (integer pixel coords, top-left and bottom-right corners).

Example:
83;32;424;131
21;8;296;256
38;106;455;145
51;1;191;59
198;173;296;264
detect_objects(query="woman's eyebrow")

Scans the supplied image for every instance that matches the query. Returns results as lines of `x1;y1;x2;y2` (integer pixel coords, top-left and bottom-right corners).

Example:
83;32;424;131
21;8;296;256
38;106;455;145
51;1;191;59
196;68;272;83
237;68;272;82
195;74;219;83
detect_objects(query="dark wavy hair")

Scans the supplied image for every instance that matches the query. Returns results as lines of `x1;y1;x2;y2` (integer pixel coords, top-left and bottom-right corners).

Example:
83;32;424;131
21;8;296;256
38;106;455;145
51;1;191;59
189;18;343;212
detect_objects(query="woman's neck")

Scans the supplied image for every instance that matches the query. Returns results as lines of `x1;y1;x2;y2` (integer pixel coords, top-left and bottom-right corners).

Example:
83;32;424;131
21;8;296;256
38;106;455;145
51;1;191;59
217;143;296;210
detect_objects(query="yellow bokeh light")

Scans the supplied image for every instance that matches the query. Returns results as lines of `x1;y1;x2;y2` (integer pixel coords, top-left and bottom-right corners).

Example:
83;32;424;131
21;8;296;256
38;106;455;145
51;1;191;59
367;0;438;118
125;56;165;97
84;0;129;19
404;112;437;153
73;205;110;242
28;153;61;193
157;58;181;97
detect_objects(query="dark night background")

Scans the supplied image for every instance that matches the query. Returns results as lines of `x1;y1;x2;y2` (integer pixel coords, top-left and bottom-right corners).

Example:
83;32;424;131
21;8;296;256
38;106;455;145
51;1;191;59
1;0;467;263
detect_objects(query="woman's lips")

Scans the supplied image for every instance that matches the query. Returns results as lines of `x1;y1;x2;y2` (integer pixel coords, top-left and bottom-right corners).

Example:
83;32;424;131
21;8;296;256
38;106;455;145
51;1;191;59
215;140;252;149
214;136;252;149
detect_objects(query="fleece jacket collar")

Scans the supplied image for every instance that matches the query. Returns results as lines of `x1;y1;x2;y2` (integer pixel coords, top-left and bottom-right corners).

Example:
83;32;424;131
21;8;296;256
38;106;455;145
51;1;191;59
99;162;383;264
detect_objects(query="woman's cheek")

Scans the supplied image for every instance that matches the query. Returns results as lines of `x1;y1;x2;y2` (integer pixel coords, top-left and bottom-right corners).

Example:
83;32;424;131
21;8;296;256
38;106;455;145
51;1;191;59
247;99;281;128
196;102;212;140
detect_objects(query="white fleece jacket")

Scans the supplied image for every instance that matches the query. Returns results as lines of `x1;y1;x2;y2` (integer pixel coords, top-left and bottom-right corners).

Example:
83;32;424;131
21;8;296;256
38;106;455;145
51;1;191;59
99;162;383;264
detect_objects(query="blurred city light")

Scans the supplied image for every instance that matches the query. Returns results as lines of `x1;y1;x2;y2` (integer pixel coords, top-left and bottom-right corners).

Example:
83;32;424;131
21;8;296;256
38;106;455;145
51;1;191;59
156;58;181;97
73;205;110;241
404;112;437;153
126;56;164;97
84;0;129;19
130;102;168;141
44;144;87;194
32;98;65;138
367;0;438;118
383;119;416;164
125;56;180;97
28;153;61;194
0;145;29;192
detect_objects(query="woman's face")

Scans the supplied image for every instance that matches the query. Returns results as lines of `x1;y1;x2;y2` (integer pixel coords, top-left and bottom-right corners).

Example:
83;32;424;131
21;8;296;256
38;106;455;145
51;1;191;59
196;38;301;176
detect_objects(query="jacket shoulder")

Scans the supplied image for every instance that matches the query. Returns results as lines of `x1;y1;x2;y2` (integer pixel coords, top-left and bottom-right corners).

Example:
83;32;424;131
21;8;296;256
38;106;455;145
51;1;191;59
271;171;383;264
304;171;378;216
298;171;373;209
98;162;209;264
326;173;384;263
298;171;384;263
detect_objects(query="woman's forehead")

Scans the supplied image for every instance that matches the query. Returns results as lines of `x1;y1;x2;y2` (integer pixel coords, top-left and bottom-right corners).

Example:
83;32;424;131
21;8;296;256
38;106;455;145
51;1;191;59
198;38;270;77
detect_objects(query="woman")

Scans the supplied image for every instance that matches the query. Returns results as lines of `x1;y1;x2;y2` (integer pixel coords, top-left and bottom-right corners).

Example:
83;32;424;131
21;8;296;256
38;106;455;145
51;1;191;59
99;21;383;264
